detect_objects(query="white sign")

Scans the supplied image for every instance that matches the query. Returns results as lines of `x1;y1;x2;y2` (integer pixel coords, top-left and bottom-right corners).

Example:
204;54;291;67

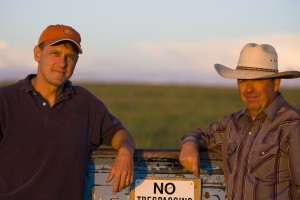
134;179;195;200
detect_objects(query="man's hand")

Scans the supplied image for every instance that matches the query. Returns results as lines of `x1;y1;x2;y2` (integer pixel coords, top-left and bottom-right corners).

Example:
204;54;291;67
179;141;200;177
106;147;134;194
106;129;135;194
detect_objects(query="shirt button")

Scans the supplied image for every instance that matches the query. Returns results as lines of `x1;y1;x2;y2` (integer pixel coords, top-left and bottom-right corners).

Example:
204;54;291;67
42;102;47;106
249;132;252;135
261;152;265;155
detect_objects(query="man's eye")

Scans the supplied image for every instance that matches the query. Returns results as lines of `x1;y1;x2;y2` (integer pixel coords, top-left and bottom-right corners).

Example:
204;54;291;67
51;52;59;56
67;55;75;60
238;80;247;85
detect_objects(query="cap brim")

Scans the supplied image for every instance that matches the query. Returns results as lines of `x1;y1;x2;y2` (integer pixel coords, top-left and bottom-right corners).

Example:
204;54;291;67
214;64;300;79
44;38;83;54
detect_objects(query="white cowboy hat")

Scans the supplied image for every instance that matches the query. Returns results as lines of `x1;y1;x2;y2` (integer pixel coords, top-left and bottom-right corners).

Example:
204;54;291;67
214;43;300;79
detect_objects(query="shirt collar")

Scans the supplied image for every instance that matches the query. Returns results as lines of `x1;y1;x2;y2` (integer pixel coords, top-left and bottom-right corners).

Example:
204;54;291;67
263;92;285;121
20;74;74;97
20;74;36;92
239;92;285;122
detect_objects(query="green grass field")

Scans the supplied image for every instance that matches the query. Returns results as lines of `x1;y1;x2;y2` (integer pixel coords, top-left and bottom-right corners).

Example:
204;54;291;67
1;82;299;148
76;82;300;149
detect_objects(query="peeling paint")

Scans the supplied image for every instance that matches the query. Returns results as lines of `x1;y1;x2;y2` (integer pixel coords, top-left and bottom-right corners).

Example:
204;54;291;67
84;148;226;200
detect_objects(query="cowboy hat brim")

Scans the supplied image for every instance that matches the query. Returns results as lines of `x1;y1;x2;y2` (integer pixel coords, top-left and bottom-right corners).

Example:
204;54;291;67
214;64;300;79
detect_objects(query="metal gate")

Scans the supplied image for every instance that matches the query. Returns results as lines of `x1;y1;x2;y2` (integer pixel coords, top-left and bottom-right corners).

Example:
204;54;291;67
84;148;226;200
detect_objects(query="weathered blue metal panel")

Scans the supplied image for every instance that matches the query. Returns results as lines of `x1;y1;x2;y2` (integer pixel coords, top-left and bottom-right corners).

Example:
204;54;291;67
84;149;226;200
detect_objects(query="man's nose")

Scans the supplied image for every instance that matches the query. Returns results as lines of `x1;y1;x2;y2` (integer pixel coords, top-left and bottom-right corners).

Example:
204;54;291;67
57;56;68;67
245;81;255;92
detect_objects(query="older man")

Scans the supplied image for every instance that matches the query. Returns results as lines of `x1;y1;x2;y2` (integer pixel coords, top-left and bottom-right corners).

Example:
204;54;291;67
179;43;300;199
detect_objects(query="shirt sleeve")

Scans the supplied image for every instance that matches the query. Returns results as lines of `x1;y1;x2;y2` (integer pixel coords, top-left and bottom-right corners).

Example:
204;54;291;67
0;88;4;142
288;122;300;196
180;115;230;149
0;123;2;142
90;100;125;148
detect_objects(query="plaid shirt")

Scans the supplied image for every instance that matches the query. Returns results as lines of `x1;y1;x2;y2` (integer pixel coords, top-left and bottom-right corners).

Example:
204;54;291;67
181;93;300;200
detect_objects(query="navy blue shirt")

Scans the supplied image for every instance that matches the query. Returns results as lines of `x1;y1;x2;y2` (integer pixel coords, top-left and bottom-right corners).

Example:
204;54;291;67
0;74;125;200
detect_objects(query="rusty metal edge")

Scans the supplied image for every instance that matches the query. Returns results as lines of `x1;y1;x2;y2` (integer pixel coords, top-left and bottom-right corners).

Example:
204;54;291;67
90;148;223;160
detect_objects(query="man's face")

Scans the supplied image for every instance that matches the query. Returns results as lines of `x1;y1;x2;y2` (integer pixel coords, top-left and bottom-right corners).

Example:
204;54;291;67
34;42;79;87
237;78;281;119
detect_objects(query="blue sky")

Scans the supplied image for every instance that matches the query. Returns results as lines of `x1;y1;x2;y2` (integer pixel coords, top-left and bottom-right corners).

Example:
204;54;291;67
1;0;300;87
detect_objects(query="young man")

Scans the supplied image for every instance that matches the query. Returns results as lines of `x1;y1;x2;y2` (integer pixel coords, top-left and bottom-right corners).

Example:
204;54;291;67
179;43;300;199
0;24;135;200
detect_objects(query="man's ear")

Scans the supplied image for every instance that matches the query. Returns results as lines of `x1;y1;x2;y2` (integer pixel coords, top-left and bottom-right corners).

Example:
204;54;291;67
34;45;41;62
274;78;281;92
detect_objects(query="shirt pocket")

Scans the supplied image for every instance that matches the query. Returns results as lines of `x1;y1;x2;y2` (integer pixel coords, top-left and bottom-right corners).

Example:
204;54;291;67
249;144;279;181
226;143;238;174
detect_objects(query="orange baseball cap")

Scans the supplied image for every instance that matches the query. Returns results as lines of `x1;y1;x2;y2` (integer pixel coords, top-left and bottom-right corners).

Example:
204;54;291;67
38;24;82;54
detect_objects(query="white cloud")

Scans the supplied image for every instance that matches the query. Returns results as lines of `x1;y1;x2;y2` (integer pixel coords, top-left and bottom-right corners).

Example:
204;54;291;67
0;40;35;72
134;33;300;86
136;32;300;75
1;33;299;87
0;40;7;49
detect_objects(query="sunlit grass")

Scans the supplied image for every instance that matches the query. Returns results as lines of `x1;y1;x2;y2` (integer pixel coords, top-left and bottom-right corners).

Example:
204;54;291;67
75;83;300;148
1;81;299;148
